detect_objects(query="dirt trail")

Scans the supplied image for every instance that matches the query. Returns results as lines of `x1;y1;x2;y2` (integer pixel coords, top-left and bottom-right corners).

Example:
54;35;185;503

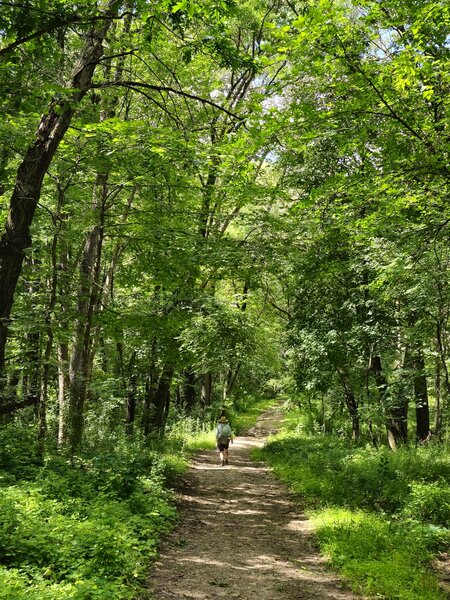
146;407;361;599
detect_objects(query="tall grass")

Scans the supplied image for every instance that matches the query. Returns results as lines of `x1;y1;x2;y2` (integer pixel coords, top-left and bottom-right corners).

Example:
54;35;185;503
256;414;450;599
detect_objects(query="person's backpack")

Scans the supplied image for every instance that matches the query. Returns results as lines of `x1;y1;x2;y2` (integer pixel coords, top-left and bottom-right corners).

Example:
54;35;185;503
217;423;232;443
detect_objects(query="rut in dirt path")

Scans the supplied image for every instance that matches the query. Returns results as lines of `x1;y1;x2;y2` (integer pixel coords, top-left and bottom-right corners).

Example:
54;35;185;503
146;407;362;600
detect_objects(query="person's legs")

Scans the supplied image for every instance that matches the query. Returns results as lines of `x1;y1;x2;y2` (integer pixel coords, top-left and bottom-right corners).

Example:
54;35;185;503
223;442;230;465
218;443;226;465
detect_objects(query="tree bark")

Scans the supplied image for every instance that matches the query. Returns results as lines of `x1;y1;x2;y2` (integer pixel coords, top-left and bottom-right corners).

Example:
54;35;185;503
223;364;241;401
200;372;213;415
24;331;41;410
182;367;197;411
152;365;174;432
142;371;156;436
38;204;63;440
125;351;137;434
412;345;430;442
371;354;408;449
434;343;442;437
57;342;69;447
142;340;158;436
68;173;107;453
0;4;117;392
344;384;360;441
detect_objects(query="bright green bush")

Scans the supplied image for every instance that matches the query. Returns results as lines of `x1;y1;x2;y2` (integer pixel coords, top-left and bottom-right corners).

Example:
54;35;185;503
403;482;450;527
314;509;446;600
257;422;450;599
0;433;178;599
165;415;216;452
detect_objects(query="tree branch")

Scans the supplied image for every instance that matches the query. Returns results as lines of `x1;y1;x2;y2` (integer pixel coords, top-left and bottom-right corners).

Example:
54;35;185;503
0;11;132;57
334;35;427;144
91;80;244;120
0;395;39;415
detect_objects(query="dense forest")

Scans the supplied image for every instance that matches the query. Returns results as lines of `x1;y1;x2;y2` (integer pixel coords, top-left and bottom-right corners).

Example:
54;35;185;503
0;0;449;598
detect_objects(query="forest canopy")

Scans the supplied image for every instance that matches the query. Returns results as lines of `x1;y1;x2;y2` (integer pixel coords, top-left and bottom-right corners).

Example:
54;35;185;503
1;0;449;447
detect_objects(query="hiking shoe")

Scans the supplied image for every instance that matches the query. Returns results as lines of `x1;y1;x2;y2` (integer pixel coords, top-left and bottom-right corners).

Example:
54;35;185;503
221;459;225;466
225;459;228;465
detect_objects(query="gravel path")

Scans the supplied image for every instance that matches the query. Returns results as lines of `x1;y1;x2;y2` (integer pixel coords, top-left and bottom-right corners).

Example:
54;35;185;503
145;407;362;600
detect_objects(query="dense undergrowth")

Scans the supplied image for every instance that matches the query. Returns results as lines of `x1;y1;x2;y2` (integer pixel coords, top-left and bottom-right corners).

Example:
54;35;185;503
0;420;207;599
0;397;268;599
0;426;184;599
256;406;450;600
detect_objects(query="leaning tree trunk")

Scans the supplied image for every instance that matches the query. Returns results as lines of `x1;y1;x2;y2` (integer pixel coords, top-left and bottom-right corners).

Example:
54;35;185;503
0;4;117;396
67;20;130;445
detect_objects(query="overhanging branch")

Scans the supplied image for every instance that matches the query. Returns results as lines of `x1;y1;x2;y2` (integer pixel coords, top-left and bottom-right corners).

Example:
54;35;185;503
0;11;132;58
0;395;39;415
91;80;244;121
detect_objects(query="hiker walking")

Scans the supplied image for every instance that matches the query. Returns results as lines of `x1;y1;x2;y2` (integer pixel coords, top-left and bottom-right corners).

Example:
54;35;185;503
216;415;233;466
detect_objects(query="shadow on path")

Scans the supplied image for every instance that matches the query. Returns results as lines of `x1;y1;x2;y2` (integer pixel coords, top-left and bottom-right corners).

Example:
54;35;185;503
145;407;362;600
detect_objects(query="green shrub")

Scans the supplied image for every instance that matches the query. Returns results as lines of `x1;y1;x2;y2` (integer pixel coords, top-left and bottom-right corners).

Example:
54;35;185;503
314;509;446;600
0;423;42;477
403;482;450;527
0;438;178;599
257;419;450;600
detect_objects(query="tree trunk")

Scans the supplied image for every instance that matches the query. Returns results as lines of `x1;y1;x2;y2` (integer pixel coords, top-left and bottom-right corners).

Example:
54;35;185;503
126;374;138;433
338;369;360;441
371;354;407;449
434;343;442;437
57;342;69;447
436;320;450;395
68;173;107;453
0;5;116;392
39;209;62;440
345;387;360;442
142;372;156;436
223;364;240;401
24;331;41;409
125;351;137;434
142;340;158;436
182;367;197;411
200;372;213;415
412;345;430;442
153;365;174;432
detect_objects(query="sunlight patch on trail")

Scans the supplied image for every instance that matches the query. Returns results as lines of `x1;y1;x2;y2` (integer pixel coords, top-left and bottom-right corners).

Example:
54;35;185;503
148;422;362;599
